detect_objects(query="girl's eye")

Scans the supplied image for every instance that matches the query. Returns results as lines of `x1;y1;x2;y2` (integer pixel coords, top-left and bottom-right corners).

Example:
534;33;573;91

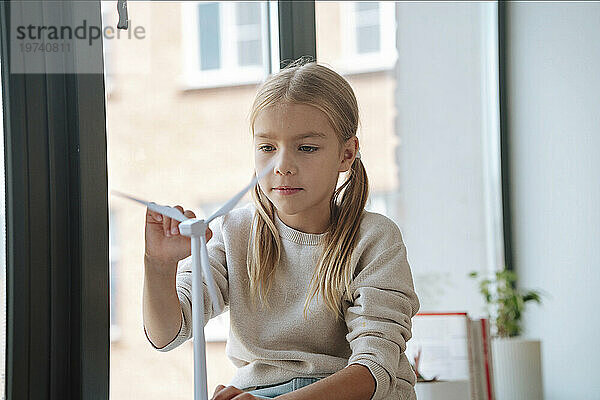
258;145;318;153
258;145;274;152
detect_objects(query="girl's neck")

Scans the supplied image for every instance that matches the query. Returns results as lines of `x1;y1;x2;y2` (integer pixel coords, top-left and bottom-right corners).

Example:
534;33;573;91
275;207;330;234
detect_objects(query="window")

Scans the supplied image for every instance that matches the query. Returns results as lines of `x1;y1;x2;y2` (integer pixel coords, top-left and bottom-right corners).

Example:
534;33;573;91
317;2;504;317
317;1;396;75
355;2;381;54
198;2;221;71
181;1;270;89
105;2;274;396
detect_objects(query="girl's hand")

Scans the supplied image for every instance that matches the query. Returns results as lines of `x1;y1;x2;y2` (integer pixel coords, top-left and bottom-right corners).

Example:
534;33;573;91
211;385;260;400
144;205;213;272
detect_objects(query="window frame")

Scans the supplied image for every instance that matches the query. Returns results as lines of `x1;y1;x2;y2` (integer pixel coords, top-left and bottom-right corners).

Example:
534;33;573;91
498;0;514;271
333;1;397;75
180;1;271;90
101;2;115;97
1;2;109;399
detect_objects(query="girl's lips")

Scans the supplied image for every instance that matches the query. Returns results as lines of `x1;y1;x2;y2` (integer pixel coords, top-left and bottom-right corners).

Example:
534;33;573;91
273;188;302;195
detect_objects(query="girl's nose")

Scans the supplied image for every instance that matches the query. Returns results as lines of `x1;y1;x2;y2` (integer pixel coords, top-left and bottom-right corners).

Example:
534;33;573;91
274;164;294;175
274;153;296;175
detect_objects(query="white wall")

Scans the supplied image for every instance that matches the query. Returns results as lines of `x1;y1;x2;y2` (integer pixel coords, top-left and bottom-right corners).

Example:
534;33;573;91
394;2;502;316
506;3;600;398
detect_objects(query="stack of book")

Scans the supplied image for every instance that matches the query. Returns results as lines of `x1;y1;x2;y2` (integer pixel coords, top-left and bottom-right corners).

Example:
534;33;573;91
405;312;495;400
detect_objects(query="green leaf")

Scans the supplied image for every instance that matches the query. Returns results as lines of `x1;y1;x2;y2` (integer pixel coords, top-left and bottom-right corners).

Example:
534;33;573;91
524;292;542;304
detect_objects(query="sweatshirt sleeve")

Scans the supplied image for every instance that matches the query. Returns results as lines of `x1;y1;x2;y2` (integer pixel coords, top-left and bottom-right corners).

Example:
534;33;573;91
344;217;420;400
144;215;229;352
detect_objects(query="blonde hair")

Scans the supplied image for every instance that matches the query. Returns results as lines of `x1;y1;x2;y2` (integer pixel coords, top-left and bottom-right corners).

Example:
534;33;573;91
246;57;369;320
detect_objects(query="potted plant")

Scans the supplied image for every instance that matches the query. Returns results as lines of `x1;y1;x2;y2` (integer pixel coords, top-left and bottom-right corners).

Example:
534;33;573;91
469;270;545;400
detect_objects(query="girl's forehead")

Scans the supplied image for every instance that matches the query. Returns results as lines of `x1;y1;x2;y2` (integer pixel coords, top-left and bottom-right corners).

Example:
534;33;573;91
254;103;336;139
259;102;327;121
255;130;330;142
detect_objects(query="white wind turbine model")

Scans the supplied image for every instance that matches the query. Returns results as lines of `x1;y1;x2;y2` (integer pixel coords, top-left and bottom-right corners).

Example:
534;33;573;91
111;161;273;400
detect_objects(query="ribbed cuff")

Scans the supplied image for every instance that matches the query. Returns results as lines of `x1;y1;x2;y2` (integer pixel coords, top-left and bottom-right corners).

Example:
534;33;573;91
348;359;389;400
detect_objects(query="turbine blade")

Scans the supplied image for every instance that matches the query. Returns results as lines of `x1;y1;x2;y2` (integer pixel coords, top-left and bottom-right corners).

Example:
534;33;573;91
148;202;188;222
111;190;188;222
110;189;151;207
200;234;220;313
205;161;273;224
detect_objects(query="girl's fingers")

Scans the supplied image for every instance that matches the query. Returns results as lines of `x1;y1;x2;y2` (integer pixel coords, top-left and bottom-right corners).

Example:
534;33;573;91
151;205;198;237
162;214;171;236
212;385;226;398
232;393;256;399
211;385;243;400
171;205;185;235
146;207;163;223
183;209;196;219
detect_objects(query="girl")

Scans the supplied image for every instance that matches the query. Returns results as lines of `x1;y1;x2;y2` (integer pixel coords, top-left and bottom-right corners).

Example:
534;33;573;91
143;58;420;400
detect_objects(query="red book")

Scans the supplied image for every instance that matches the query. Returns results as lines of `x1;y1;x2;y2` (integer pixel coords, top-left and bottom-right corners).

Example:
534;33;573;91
480;319;494;400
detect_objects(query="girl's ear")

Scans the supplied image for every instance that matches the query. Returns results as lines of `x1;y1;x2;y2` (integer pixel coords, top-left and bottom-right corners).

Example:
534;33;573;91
338;136;359;172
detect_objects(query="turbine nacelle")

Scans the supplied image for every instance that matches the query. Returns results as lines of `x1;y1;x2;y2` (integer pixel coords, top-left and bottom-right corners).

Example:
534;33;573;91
178;218;208;237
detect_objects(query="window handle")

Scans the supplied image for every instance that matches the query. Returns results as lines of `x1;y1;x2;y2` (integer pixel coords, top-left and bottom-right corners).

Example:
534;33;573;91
117;0;129;30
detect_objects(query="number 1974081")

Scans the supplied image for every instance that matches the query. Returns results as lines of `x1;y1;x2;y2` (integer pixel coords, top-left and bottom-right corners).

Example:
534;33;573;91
19;42;71;53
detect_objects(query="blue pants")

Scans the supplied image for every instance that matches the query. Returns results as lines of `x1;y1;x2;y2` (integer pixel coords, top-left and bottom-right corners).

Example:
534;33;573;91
243;377;322;399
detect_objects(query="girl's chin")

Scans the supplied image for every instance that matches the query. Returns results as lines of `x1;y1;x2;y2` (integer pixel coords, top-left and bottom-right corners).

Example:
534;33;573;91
270;201;303;215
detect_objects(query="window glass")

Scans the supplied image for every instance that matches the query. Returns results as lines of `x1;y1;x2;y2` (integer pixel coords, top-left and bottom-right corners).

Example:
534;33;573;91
236;3;263;67
181;1;269;89
102;1;273;398
316;1;503;315
355;2;380;53
198;2;221;70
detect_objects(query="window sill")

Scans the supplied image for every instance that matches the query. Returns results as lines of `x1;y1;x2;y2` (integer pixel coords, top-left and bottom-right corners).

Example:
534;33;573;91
178;75;264;92
326;53;398;76
178;68;266;91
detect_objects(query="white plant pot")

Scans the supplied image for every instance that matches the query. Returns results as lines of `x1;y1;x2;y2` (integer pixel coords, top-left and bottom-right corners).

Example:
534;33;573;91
492;337;543;400
415;380;470;400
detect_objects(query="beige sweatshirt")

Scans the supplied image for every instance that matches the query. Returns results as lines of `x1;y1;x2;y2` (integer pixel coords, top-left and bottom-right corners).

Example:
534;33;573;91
144;203;420;400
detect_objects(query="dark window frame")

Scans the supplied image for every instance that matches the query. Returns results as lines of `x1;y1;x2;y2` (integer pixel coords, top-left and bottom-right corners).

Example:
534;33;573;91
278;0;316;66
498;0;514;272
1;1;109;399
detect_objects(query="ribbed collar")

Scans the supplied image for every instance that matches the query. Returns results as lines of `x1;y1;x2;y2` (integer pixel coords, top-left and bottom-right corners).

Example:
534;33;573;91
273;212;326;246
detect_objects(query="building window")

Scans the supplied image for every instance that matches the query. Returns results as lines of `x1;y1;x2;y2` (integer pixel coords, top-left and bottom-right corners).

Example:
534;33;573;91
198;2;221;71
355;2;381;54
181;1;269;89
336;1;397;74
235;2;264;67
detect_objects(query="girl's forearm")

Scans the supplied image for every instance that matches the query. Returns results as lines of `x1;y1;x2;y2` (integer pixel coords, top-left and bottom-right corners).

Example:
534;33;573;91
276;364;375;400
142;255;182;348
